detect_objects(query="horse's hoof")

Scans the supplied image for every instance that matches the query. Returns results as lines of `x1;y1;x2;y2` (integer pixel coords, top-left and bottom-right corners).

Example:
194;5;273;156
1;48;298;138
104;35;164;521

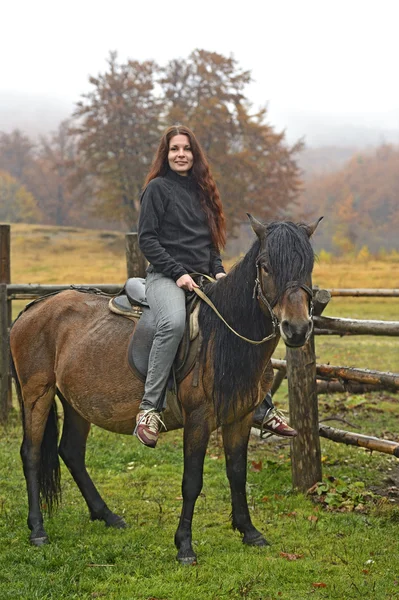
176;553;197;566
109;517;127;529
30;535;49;547
243;533;270;547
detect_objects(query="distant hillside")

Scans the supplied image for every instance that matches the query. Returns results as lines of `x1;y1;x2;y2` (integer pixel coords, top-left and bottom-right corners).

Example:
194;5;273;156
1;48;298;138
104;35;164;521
298;146;360;179
298;144;399;252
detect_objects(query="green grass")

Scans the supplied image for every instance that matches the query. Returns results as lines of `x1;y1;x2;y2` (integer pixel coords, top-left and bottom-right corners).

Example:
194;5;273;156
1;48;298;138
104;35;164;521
1;225;399;599
1;404;399;600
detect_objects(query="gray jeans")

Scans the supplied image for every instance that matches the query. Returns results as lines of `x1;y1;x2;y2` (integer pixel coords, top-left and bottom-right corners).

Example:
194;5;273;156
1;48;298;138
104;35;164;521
139;271;187;411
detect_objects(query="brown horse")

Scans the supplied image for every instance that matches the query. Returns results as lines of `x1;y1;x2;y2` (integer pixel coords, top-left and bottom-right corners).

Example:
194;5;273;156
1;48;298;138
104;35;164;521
10;215;321;564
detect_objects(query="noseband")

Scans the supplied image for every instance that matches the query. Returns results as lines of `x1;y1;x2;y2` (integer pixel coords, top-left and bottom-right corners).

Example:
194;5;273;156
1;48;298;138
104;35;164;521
253;262;314;337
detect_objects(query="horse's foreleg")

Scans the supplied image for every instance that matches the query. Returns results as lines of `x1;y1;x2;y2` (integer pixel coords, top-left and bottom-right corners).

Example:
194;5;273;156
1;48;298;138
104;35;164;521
175;416;211;565
58;395;126;529
222;415;269;547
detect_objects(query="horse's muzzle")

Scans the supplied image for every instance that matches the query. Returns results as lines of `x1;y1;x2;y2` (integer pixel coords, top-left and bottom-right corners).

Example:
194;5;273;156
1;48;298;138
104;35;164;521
280;319;313;347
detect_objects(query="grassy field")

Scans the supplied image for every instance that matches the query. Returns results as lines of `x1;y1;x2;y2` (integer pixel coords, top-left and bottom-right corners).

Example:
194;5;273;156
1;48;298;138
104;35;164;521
1;224;399;599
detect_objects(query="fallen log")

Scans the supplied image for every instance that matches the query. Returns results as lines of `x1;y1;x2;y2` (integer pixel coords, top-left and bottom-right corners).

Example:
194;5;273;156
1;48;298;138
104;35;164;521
314;315;399;336
271;359;399;391
319;425;399;457
316;380;385;394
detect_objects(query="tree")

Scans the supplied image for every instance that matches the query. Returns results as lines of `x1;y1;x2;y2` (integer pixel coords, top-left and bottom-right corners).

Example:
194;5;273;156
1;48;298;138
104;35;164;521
35;120;81;226
160;49;304;234
68;49;303;234
0;130;35;185
70;52;162;228
0;170;42;223
297;144;399;252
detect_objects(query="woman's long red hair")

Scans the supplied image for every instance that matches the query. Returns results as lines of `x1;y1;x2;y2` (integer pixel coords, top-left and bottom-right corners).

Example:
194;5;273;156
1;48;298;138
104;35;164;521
144;125;226;251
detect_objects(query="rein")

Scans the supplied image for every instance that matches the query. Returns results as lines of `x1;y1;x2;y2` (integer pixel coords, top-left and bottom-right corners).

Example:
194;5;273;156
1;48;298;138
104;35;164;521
193;286;278;345
190;270;310;346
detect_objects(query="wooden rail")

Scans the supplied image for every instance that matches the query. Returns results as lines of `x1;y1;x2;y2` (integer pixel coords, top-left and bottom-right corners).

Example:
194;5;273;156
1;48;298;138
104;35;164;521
7;283;123;300
272;358;399;391
319;425;399;457
327;288;399;297
314;315;399;336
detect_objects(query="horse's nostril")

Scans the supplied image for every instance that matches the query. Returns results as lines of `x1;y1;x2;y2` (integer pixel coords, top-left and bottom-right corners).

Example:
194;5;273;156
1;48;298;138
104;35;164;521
281;320;291;335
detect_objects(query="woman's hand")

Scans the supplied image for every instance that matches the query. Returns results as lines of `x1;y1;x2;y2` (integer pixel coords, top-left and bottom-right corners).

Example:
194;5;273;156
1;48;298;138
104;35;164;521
215;273;227;280
176;274;199;291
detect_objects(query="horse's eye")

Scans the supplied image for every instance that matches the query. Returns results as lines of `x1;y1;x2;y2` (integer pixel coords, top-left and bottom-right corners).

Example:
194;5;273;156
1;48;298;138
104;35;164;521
261;265;269;275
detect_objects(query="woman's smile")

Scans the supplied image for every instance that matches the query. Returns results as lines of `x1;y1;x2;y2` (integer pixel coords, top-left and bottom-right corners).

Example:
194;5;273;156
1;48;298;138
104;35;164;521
168;134;194;176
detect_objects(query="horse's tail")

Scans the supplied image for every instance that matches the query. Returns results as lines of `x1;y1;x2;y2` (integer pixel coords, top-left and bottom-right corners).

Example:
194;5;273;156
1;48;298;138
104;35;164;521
11;351;61;514
38;402;61;514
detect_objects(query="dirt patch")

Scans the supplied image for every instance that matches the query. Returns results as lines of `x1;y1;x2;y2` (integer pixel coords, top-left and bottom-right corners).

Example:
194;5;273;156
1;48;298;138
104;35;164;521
370;463;399;504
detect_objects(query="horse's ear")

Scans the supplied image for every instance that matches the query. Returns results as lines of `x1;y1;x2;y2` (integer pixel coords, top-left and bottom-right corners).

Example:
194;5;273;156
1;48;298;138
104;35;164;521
303;216;324;237
247;213;267;239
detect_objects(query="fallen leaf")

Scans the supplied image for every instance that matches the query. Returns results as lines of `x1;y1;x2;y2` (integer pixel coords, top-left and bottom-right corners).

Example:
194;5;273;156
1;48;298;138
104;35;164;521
250;460;263;472
280;552;304;561
362;569;369;574
261;496;269;502
307;483;319;495
308;515;318;522
312;582;327;588
286;511;297;518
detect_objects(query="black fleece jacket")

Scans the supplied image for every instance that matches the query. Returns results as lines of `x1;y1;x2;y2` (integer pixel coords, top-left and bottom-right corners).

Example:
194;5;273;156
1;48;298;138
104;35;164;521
138;169;225;281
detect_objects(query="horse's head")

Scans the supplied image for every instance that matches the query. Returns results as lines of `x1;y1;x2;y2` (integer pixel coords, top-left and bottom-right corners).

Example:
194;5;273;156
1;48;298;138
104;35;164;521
248;214;323;348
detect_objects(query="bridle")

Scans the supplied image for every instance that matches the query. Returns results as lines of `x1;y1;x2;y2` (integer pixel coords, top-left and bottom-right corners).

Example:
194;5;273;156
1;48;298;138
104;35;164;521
253;261;314;339
192;263;314;346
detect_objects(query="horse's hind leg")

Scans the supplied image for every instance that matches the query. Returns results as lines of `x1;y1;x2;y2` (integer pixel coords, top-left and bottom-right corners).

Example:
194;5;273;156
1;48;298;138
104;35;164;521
175;415;211;565
19;385;59;546
58;393;126;529
222;415;269;547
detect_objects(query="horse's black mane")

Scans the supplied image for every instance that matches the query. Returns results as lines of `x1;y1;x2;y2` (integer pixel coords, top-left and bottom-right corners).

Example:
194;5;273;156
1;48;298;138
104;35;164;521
198;221;314;423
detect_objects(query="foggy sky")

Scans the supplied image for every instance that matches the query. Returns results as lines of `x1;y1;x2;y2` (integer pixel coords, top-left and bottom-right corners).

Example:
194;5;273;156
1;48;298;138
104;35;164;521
2;0;398;145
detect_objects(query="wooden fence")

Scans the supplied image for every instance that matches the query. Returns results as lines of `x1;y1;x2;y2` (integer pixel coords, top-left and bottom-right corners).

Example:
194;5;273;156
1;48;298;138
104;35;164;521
1;224;398;491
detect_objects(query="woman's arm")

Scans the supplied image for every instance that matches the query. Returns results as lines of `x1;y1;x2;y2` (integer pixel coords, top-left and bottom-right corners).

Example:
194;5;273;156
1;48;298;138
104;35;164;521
210;245;226;278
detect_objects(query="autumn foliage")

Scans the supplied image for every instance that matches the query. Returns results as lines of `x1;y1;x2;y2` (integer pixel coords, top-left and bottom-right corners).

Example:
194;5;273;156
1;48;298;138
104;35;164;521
1;49;398;253
0;49;302;237
298;144;399;252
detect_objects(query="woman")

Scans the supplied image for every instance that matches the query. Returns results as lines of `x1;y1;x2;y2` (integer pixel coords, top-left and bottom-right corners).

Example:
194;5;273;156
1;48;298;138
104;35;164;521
136;125;295;447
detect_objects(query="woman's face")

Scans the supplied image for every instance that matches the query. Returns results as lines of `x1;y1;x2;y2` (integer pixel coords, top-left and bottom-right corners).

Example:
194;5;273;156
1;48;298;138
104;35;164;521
168;134;194;176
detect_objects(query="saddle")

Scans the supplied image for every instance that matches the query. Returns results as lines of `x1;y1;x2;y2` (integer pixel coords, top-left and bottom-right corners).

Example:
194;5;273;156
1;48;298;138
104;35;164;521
109;278;202;426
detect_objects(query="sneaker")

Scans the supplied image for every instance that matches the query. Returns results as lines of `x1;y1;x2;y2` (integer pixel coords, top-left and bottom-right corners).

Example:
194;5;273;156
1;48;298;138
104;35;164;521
260;408;298;439
134;410;165;448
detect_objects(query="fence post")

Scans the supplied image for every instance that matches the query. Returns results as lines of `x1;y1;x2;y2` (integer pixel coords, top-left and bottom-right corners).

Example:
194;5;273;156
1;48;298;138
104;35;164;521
125;233;147;278
287;289;331;492
0;224;11;423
